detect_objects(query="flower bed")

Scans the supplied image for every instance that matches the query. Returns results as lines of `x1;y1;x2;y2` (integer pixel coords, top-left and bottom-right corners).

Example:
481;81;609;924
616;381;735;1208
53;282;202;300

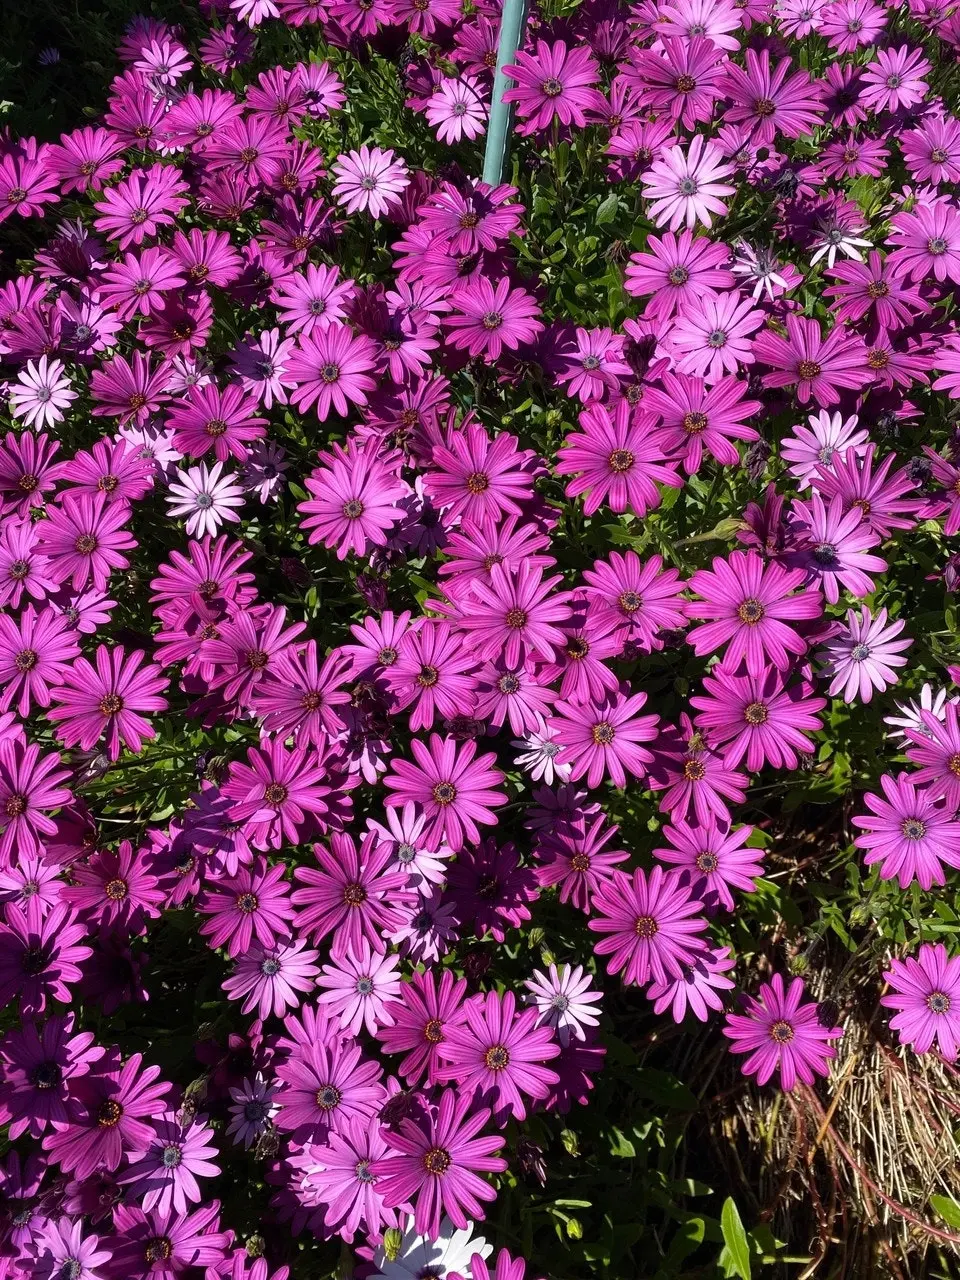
2;0;960;1276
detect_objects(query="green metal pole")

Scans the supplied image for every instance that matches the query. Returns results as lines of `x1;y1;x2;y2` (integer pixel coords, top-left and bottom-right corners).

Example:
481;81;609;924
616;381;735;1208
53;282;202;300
481;0;529;187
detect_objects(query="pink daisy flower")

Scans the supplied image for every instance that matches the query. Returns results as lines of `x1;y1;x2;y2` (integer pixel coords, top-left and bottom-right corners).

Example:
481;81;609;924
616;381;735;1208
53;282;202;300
47;645;168;760
723;974;843;1091
881;943;960;1060
316;941;403;1036
553;684;659;789
852;771;960;890
502;40;600;135
641;136;736;231
589;865;708;986
445;278;543;361
331;146;410;218
384;734;507;852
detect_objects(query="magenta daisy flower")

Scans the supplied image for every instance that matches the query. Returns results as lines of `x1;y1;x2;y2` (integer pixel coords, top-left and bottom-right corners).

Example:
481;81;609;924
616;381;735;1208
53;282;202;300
286;326;378;420
287;1116;399;1243
371;1088;507;1237
435;989;560;1122
686;550;823;676
502;40;599;135
723;974;843;1091
274;1038;385;1141
385;620;479;732
0;1013;103;1140
654;818;763;912
223;938;320;1020
780;408;869;491
252;640;352;746
378;969;468;1087
92;163;190;249
533;812;628;912
853;771;960;890
669;293;764;384
691;666;826;772
299;444;407;560
0;903;91;1016
36;493;136;593
648;946;737;1024
59;839;165;933
119;1112;220;1216
881;943;960;1060
25;1217;111;1280
316;940;402;1036
425;422;536;526
167;382;267;463
98;246;187;321
101;1202;230;1280
886;202;960;287
557;400;682;518
789;492;886;603
648;714;749;827
553;684;659;789
454;562;573;667
581;551;687;653
198;857;292;958
384;734;507;851
42;1051;172;1180
0;429;66;517
817;607;911;704
331;146;409;218
292;831;412;956
624;230;734;322
426;76;488;144
753;314;870;406
719;49;825;144
0;604;79;718
903;700;960;812
445;278;543;361
589;865;708;986
48;645;168;760
644;373;759;475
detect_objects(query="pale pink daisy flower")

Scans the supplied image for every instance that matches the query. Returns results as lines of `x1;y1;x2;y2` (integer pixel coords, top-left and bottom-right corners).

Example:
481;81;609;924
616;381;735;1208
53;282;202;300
669;293;764;383
166;461;245;537
331;146;410;218
425;77;488;144
9;357;77;430
816;606;911;704
316;940;403;1036
523;963;602;1045
641;137;736;232
780;409;870;490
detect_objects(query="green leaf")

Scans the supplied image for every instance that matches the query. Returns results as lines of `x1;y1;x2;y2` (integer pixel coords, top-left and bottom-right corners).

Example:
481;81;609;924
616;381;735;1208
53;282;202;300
931;1195;960;1229
720;1198;752;1280
596;193;619;224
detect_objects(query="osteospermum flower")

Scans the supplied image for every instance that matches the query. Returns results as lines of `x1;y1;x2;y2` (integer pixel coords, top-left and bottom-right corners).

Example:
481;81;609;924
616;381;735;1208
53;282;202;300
286;326;378;420
316;941;402;1036
384;735;506;852
903;701;960;812
445;278;543;361
686;550;823;676
523;964;602;1045
118;1112;220;1216
852;772;960;890
0;1013;103;1140
331;146;409;218
0;737;73;861
553;684;659;789
289;1116;398;1244
589;865;708;986
223;938;321;1020
648;946;737;1024
426;76;488;143
275;1037;385;1143
299;445;407;560
166;461;246;538
816;607;911;704
641;136;736;231
691;666;826;772
371;1088;507;1238
556;400;682;518
502;40;600;136
9;357;77;430
753;314;869;407
454;563;573;667
47;645;168;760
723;974;843;1091
885;684;957;744
790;492;886;604
780;409;870;490
881;943;960;1060
654;818;763;912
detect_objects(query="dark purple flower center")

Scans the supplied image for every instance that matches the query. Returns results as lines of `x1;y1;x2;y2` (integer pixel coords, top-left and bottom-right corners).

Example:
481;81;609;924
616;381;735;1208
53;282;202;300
797;360;822;380
144;1238;173;1264
900;817;926;840
417;664;440;687
928;237;948;256
343;882;367;906
97;1099;123;1127
737;598;765;624
695;851;718;873
769;1019;794;1043
342;499;364;519
484;1043;510;1071
423;1017;444;1043
105;878;128;901
264;783;288;805
161;1144;182;1168
668;266;690;285
927;990;951;1014
634;915;658;938
592;721;615;745
850;643;870;662
30;1060;63;1089
315;1084;342;1109
481;311;503;330
608;449;634;473
505;607;528;629
236;892;259;914
744;701;768;726
99;694;124;716
321;363;340;383
566;636;589;660
683;412;708;434
541;78;564;97
433;781;457;805
754;97;776;117
497;673;520;694
423;1145;452;1175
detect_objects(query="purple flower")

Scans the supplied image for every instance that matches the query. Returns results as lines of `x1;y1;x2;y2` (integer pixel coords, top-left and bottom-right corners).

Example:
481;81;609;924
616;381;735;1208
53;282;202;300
223;938;320;1019
48;645;168;760
589;865;708;986
817;606;912;703
0;1013;103;1139
723;973;843;1091
371;1088;507;1237
384;734;506;852
882;943;960;1059
648;946;737;1023
553;683;659;789
316;941;402;1036
852;771;960;890
654;818;763;911
119;1111;220;1215
274;1037;384;1142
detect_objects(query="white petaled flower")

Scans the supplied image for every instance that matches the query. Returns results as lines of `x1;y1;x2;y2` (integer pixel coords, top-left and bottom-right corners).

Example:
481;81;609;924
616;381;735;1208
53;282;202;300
809;224;872;269
366;800;453;887
369;1215;492;1280
166;460;245;537
884;682;959;742
524;963;602;1045
731;242;792;302
9;356;78;430
226;1076;278;1149
512;716;571;785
